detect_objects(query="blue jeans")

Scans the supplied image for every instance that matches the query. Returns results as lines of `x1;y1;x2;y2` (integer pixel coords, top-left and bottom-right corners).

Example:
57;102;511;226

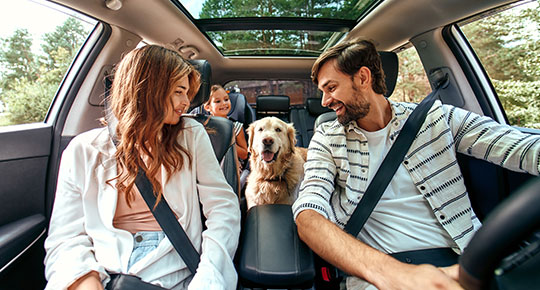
127;231;165;270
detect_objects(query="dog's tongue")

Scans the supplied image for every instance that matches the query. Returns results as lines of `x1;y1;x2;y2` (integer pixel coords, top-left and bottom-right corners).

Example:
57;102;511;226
262;151;275;162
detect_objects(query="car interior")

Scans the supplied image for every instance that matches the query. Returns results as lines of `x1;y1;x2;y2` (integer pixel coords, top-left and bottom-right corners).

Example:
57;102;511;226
0;0;539;289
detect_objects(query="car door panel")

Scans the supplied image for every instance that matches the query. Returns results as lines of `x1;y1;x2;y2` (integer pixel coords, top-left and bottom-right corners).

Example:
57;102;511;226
0;124;52;288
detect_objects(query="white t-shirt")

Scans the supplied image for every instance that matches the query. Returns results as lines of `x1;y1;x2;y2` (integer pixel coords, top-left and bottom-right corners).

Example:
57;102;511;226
346;124;455;290
357;124;454;254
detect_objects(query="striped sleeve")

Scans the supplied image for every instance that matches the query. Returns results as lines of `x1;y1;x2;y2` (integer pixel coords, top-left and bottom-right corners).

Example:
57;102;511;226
444;105;540;176
292;127;337;221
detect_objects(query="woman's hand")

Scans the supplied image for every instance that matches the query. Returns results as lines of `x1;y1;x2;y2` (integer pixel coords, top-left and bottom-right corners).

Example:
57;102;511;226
68;271;104;290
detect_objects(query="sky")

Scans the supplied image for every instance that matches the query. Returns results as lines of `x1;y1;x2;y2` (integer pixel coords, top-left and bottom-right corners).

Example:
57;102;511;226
181;0;204;18
0;0;96;54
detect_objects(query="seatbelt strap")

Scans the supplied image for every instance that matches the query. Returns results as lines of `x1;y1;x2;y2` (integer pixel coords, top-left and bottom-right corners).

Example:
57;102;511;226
135;169;201;274
343;84;443;237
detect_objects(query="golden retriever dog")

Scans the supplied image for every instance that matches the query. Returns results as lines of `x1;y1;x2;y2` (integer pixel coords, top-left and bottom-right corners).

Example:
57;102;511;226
245;117;308;210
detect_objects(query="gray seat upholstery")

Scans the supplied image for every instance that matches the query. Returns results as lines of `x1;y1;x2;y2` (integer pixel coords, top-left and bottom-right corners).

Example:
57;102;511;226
291;98;332;147
187;60;240;195
228;92;255;128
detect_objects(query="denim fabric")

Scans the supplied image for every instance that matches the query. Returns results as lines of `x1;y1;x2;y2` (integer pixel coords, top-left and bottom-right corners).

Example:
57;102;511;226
127;231;165;270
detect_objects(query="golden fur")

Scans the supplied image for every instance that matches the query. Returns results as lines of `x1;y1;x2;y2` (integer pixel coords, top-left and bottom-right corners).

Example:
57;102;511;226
245;117;308;210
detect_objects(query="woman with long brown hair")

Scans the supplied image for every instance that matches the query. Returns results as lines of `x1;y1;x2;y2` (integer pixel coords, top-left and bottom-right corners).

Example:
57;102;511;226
44;45;240;290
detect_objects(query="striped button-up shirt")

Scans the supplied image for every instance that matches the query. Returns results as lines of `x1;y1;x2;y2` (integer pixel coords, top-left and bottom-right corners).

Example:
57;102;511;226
292;100;540;251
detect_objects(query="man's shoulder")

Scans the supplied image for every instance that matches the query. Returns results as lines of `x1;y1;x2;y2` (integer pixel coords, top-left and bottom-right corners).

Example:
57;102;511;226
391;99;455;118
391;100;418;111
315;118;343;135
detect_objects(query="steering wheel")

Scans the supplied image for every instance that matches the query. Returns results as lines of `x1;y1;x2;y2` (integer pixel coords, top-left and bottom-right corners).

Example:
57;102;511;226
459;177;540;289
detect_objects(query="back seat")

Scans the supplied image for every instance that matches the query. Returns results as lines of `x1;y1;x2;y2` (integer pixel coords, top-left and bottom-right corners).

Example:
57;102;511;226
187;60;241;195
290;98;331;147
228;92;256;130
256;95;290;122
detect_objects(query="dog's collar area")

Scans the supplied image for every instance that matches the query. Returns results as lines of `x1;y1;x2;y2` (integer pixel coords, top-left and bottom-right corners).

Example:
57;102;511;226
264;176;283;182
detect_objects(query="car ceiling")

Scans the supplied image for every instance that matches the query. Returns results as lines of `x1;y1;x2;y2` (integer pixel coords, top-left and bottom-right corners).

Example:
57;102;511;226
52;0;517;84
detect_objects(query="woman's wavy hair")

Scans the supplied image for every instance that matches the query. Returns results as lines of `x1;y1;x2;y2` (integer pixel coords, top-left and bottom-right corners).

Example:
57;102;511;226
109;45;200;206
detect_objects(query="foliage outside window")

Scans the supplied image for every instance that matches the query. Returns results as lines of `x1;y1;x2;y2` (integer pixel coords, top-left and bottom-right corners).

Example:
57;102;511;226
186;0;377;56
460;0;540;129
0;0;96;127
391;47;431;103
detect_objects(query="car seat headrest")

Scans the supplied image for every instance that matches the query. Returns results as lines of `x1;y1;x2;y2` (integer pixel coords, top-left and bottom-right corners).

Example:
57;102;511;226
379;51;398;98
228;92;255;124
256;95;290;112
306;98;331;116
188;59;212;110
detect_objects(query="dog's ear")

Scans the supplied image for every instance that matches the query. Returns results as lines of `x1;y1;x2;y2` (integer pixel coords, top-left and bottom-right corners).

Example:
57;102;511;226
247;122;255;153
287;123;297;153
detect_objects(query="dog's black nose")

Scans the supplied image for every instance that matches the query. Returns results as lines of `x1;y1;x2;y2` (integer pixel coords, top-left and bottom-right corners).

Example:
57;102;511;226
262;137;274;146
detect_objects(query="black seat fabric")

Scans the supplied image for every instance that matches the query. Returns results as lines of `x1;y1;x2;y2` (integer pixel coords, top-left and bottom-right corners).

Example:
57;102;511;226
291;98;332;147
306;97;332;116
191;115;239;194
186;60;240;195
256;95;290;121
379;51;398;98
187;59;212;110
239;204;315;289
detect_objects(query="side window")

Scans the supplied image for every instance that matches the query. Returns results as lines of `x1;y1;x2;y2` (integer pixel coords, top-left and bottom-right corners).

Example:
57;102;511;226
391;46;431;103
0;0;96;127
459;0;540;129
225;80;319;105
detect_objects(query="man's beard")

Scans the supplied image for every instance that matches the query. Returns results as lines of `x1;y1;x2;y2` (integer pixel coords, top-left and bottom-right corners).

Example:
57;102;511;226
333;86;370;125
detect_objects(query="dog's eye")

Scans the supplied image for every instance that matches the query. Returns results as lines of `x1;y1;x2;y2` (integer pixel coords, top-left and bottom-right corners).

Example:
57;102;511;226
258;127;263;132
275;127;281;132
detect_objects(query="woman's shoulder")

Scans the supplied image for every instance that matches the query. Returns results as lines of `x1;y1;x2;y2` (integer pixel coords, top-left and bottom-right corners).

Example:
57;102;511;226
180;116;208;140
70;127;108;144
182;116;205;131
66;127;113;153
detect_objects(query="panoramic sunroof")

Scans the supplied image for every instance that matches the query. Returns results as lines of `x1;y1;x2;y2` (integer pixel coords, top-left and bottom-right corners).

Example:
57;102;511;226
173;0;380;56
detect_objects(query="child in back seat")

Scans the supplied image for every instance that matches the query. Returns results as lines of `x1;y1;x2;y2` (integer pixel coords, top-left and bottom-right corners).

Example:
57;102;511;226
204;85;249;172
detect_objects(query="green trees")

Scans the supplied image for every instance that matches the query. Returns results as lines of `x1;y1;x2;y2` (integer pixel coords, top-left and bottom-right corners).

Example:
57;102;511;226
392;48;430;103
0;18;89;125
394;2;540;129
461;2;540;128
0;29;38;91
199;0;360;55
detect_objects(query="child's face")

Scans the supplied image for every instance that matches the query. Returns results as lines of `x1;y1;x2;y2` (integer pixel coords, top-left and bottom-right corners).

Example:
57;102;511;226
206;88;231;117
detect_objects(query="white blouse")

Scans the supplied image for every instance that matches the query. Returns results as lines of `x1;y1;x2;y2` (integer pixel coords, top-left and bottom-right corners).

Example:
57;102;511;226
44;118;241;290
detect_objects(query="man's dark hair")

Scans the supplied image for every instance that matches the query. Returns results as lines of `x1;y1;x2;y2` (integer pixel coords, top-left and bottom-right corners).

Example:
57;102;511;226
311;39;387;95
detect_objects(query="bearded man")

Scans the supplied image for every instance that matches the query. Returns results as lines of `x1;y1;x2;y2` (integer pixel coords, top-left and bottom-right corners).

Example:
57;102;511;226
292;39;540;290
